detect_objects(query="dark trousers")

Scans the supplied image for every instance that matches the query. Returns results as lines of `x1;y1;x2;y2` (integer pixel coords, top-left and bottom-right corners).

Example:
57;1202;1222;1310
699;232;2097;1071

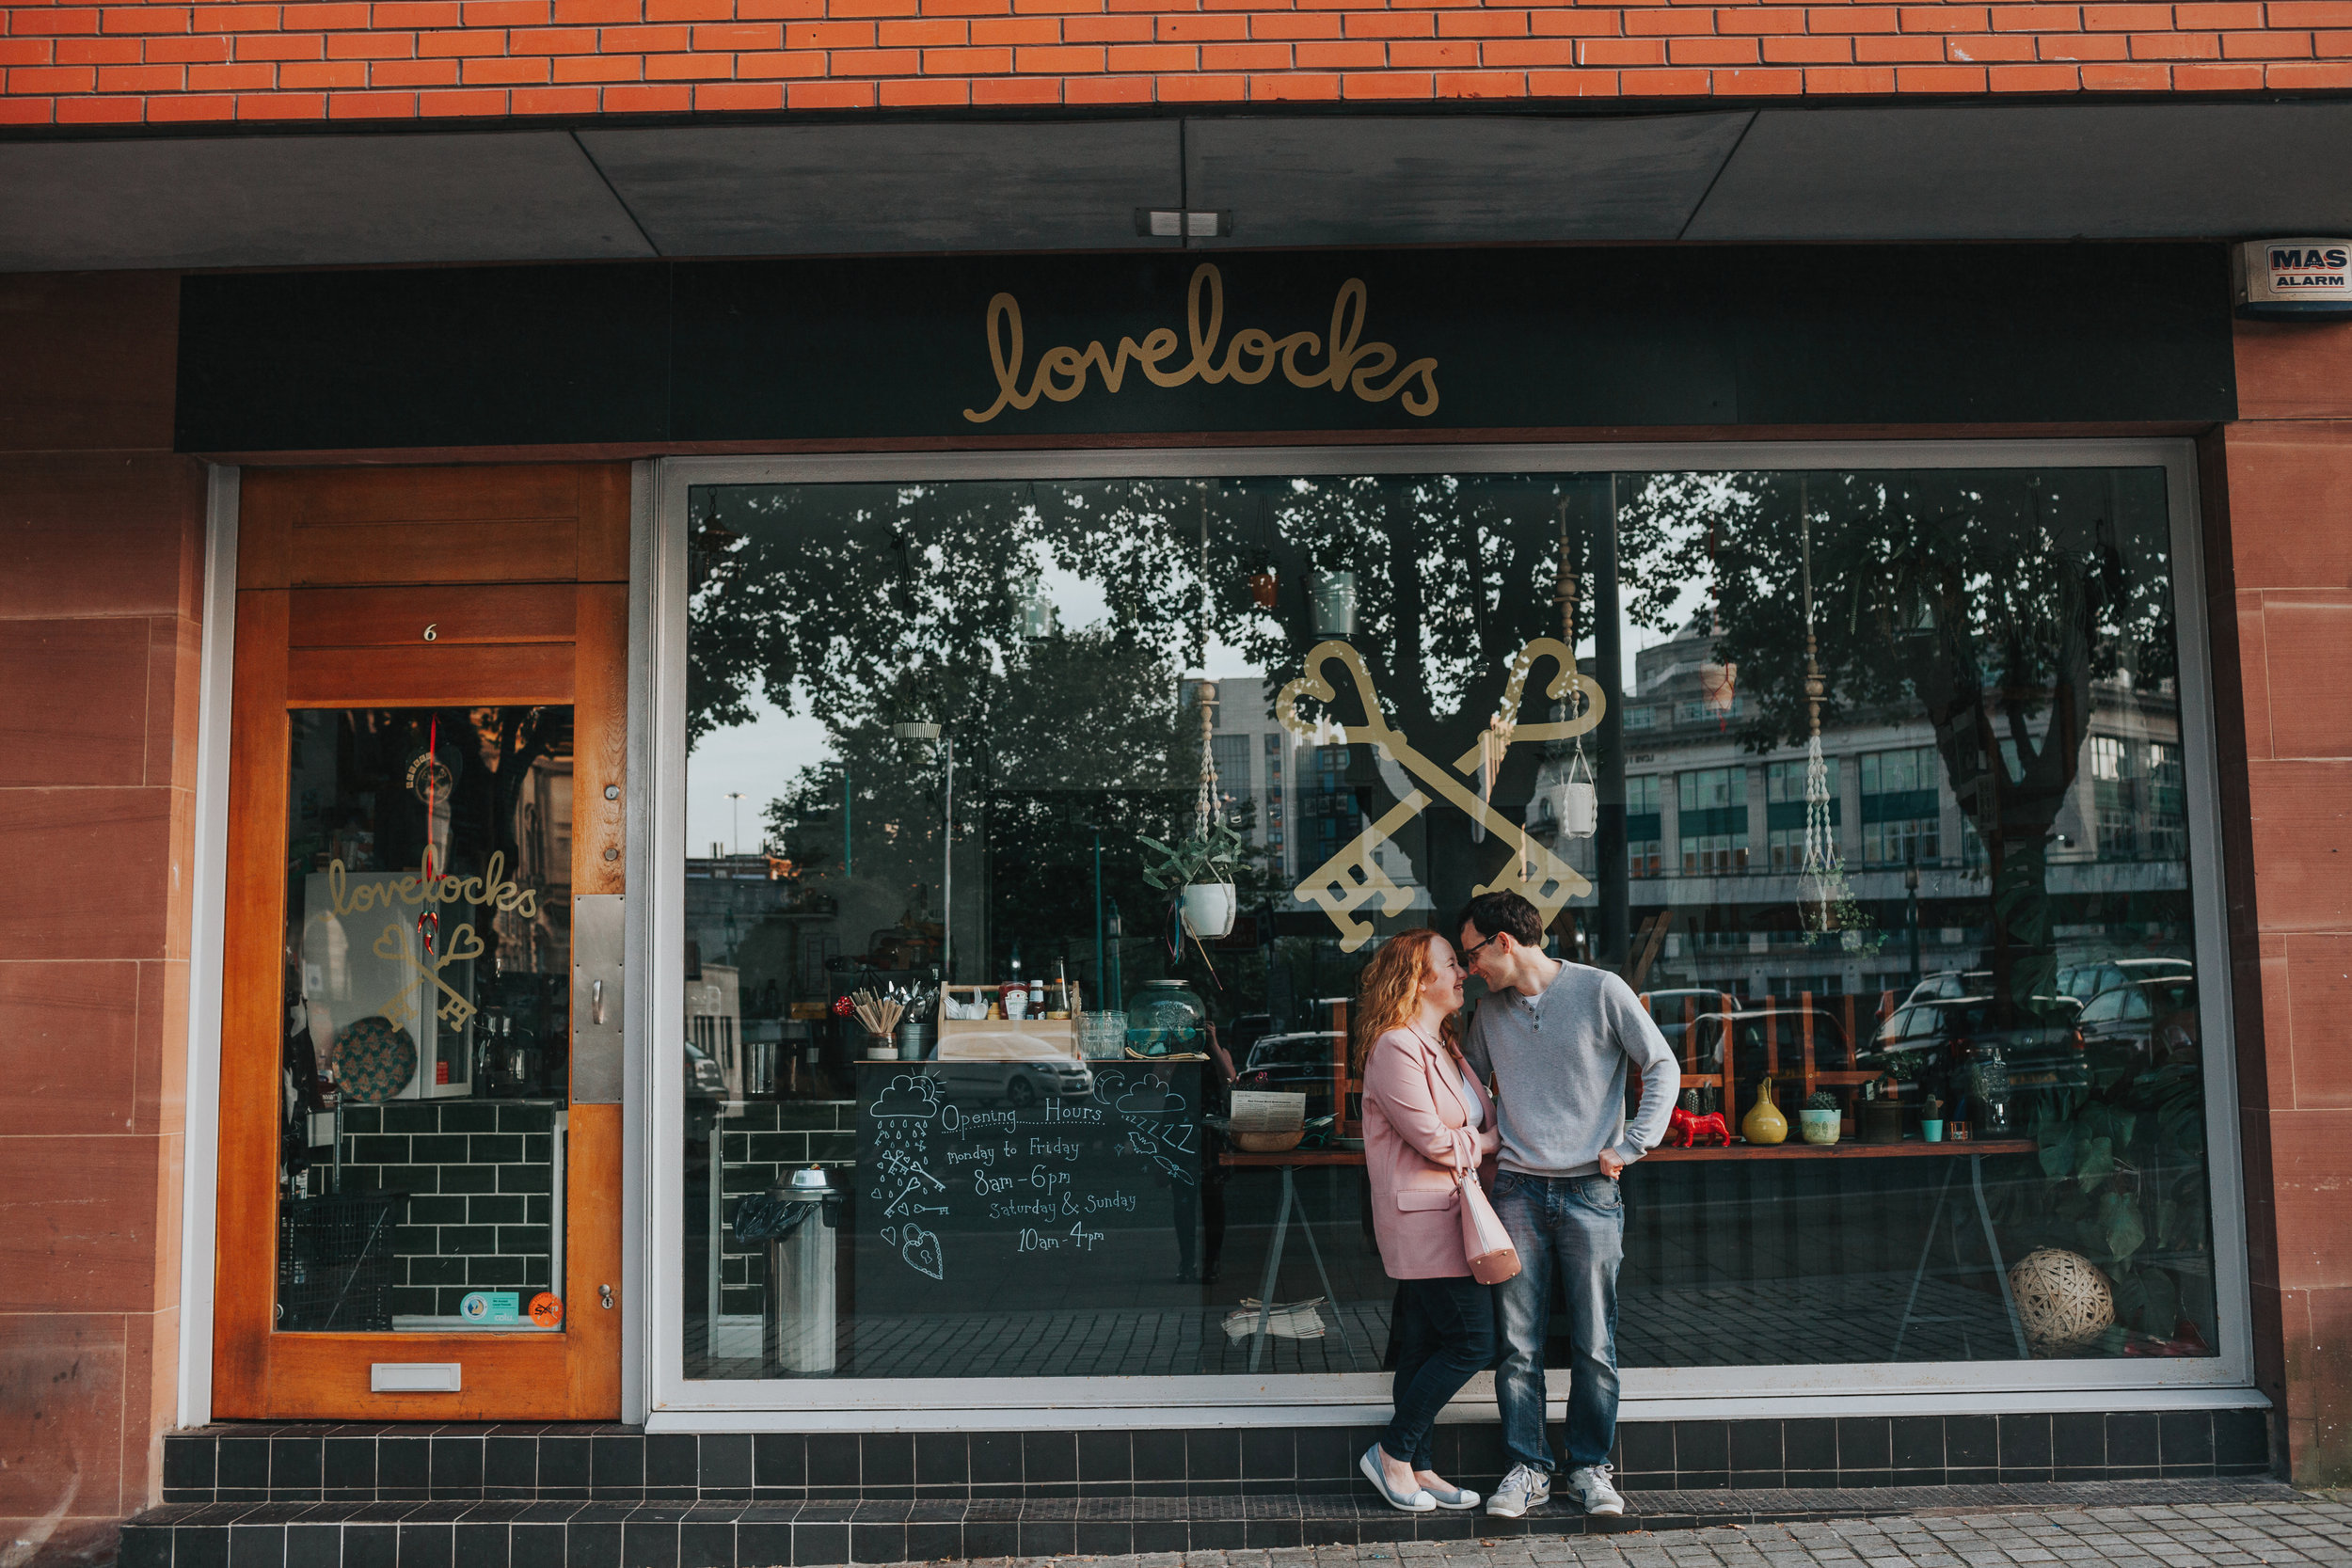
1380;1275;1496;1468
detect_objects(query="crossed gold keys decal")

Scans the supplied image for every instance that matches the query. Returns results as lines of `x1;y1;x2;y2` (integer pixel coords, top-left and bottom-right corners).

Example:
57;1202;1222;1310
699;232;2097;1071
373;920;484;1029
1279;638;1605;953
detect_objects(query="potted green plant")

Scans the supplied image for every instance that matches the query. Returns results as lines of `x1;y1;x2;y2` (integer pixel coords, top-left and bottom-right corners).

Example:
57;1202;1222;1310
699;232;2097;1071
1138;821;1244;941
1798;1089;1841;1145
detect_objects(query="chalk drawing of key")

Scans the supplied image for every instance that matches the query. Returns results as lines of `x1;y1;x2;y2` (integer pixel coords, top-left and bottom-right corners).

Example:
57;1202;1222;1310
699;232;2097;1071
885;1180;950;1217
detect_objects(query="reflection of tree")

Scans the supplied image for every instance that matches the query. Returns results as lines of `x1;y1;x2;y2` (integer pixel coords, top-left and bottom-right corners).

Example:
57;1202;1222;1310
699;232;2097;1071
334;705;569;975
1626;469;2174;1017
692;476;1607;958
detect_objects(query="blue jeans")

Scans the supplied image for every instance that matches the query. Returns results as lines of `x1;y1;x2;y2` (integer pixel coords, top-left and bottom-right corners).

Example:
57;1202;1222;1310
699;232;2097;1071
1489;1171;1625;1474
1381;1275;1496;1467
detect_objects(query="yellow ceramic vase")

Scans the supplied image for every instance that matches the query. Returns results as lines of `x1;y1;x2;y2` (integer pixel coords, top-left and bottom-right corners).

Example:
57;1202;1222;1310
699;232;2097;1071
1742;1076;1789;1146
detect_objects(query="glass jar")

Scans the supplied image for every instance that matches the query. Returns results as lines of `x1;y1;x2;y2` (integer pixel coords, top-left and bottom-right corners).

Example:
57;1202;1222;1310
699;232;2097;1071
1123;980;1208;1057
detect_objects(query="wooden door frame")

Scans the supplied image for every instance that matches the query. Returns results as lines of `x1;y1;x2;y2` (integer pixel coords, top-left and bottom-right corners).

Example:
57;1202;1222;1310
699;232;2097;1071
213;465;628;1420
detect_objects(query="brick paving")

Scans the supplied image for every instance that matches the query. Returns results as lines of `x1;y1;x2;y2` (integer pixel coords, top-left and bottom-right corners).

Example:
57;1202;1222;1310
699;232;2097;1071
852;1494;2352;1568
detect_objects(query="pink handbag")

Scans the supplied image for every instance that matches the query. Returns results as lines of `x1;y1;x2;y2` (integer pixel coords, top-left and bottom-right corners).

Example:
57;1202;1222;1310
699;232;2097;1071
1458;1167;1521;1285
1414;1033;1522;1286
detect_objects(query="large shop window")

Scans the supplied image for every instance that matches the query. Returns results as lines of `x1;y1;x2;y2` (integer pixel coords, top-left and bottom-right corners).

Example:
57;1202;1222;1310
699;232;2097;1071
675;466;2221;1384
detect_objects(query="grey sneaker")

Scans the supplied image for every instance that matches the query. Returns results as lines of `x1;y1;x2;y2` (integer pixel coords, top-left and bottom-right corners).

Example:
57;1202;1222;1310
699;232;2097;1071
1485;1463;1550;1518
1564;1463;1625;1516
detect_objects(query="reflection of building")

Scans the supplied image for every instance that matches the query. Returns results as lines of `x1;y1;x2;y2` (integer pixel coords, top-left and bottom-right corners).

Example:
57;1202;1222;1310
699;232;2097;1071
686;962;743;1098
1529;621;2188;1002
1204;674;1432;911
683;852;838;1015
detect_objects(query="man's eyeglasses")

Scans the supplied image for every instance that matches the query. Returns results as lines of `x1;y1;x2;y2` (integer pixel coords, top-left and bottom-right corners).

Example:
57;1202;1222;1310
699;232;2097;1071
1459;930;1503;963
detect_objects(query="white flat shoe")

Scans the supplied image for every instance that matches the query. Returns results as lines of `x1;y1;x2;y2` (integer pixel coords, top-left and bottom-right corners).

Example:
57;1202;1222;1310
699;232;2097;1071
1359;1446;1435;1513
1420;1481;1481;1511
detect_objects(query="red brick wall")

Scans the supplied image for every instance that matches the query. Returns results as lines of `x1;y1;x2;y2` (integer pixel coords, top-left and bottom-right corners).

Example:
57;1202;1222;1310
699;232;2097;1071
0;273;206;1563
0;0;2346;123
2215;319;2352;1486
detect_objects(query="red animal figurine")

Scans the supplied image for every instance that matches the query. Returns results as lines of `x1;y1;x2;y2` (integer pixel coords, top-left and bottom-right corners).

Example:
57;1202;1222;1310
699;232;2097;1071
1665;1105;1732;1148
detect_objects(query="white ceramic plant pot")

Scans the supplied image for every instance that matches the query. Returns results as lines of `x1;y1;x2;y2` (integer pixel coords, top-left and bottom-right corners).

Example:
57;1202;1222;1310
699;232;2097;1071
1179;882;1237;940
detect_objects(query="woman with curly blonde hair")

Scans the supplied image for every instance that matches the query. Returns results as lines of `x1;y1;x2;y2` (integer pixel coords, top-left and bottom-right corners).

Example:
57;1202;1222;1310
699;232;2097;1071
1351;927;1500;1513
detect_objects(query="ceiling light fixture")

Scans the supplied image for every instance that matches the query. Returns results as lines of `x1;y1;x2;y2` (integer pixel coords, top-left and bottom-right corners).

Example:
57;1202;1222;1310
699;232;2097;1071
1136;209;1232;239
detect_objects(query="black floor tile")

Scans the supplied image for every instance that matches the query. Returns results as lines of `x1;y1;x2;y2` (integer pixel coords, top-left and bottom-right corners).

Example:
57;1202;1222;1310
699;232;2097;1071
453;1522;513;1568
179;1532;231;1568
398;1521;455;1568
119;1527;175;1568
565;1519;623;1568
1016;1520;1073;1557
1132;1521;1189;1554
347;1525;400;1568
960;1520;1020;1559
228;1523;287;1568
622;1520;680;1568
785;1521;844;1566
903;1521;962;1560
679;1522;737;1568
735;1521;795;1568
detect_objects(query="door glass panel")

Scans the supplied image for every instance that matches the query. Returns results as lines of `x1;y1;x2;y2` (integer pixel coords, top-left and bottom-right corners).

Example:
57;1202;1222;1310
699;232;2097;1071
277;705;575;1333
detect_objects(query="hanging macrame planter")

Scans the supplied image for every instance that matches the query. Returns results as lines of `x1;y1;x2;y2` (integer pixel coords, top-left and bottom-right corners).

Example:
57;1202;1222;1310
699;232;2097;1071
1793;488;1853;946
1560;740;1598;839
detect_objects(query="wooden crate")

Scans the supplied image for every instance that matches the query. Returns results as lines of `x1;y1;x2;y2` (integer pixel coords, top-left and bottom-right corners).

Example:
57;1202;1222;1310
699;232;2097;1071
935;982;1079;1061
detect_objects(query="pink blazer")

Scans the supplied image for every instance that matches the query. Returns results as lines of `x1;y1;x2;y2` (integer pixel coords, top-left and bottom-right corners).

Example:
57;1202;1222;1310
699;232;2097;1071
1359;1025;1501;1279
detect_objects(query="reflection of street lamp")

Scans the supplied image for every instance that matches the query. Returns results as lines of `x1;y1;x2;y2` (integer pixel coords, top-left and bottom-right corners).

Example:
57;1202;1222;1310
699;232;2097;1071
1904;849;1923;990
892;723;952;979
725;792;744;856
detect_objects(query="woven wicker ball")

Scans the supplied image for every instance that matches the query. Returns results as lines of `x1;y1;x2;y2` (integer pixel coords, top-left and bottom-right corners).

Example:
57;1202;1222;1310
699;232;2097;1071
2009;1247;2115;1354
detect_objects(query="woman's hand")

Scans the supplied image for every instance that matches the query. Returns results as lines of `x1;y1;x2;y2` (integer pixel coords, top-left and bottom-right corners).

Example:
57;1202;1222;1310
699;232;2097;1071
1478;1128;1501;1156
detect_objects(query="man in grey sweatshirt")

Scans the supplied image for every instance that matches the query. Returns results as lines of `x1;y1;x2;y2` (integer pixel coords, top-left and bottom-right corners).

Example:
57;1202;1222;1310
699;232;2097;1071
1456;890;1678;1520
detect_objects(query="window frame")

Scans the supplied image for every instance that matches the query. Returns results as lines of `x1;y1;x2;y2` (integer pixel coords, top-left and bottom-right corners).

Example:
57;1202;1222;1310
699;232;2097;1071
643;438;2254;1428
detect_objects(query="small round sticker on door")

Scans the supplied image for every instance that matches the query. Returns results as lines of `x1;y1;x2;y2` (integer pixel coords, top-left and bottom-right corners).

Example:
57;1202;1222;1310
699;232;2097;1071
528;1291;564;1328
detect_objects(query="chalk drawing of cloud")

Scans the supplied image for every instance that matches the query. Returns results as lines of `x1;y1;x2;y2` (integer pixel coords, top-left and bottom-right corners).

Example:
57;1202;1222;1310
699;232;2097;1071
1115;1082;1186;1117
870;1074;942;1119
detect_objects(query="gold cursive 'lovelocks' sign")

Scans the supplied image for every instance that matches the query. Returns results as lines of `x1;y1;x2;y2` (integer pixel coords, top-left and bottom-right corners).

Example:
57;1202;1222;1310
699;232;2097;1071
962;262;1439;425
326;850;540;921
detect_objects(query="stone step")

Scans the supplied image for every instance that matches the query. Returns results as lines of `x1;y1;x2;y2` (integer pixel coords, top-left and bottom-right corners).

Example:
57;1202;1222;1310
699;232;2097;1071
118;1479;2300;1568
157;1411;2276;1507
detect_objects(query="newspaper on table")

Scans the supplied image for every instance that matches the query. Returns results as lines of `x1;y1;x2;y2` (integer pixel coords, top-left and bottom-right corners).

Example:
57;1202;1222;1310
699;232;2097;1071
1227;1090;1306;1133
1222;1297;1328;1340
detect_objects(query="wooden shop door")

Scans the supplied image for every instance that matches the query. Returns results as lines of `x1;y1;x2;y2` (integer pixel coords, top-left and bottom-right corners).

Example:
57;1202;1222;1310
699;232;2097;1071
213;464;628;1420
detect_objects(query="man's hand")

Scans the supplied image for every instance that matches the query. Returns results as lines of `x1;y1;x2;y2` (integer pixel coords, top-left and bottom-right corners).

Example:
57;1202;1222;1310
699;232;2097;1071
1597;1148;1626;1180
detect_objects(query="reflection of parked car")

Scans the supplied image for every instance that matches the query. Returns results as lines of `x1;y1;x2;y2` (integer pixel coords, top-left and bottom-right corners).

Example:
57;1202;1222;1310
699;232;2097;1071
1673;1006;1857;1115
926;1056;1094;1109
1903;970;1992;1006
2058;957;2193;1004
685;1040;726;1098
1240;1031;1344;1116
1689;1006;1858;1068
1869;997;2089;1094
1639;989;1748;1055
2078;977;2200;1063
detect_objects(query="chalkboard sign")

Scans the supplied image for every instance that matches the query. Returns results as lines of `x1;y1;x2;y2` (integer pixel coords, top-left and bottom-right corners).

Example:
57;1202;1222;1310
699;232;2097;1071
851;1059;1207;1336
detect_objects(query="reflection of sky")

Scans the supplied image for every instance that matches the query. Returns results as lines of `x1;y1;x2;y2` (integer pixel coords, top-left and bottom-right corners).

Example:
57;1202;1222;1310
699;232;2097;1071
688;553;1670;856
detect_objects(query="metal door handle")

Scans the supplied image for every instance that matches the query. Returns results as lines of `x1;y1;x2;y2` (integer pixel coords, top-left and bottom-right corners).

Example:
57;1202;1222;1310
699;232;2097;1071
599;1284;614;1309
592;979;605;1025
